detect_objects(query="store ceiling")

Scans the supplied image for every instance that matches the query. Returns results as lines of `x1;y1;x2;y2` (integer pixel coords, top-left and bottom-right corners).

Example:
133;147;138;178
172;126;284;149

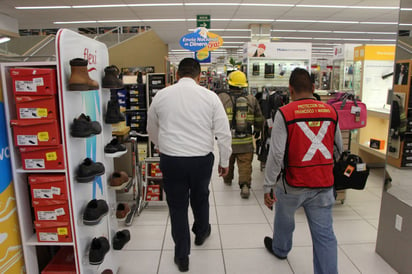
1;0;410;63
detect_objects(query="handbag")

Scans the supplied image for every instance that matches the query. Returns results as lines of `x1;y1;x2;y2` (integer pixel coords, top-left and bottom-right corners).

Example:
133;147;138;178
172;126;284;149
333;151;370;190
332;97;367;130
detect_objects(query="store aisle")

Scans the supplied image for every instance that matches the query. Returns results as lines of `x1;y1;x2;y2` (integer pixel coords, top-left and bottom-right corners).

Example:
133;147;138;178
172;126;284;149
117;154;397;274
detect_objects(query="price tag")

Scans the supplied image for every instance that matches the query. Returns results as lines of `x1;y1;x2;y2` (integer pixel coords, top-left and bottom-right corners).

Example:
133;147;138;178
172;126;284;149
39;232;58;241
37;132;49;142
37;108;48;117
33;77;44;86
57;227;68;235
351;106;361;114
18;135;38;145
51;187;61;196
356;163;367;171
55;208;65;216
33;189;53;199
46;152;57;161
38;210;57;220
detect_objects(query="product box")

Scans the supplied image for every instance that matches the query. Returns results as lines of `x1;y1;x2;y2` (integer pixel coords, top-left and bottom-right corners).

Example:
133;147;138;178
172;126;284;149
147;184;161;195
10;68;57;96
34;221;72;243
33;200;70;222
15;95;58;120
20;145;65;170
29;174;67;205
369;138;385;150
11;119;61;146
128;102;146;110
150;163;162;177
145;192;161;201
41;246;76;274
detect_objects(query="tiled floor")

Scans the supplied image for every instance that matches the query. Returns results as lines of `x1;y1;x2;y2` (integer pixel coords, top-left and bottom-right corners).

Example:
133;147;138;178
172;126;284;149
116;155;397;274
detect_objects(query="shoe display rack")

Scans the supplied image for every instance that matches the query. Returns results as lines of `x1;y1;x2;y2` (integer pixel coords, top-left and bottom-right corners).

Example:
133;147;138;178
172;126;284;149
0;29;121;273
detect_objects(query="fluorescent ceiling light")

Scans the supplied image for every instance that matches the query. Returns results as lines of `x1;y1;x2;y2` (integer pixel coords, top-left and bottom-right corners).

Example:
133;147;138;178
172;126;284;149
0;37;11;44
188;29;251;32
399;23;412;26
312;47;334;50
16;6;71;9
223;42;244;44
273;37;313;40
214;19;273;22
296;4;398;10
276;19;358;24
360;21;397;25
400;8;412;11
333;31;396;34
55;21;97;24
240;3;294;7
271;30;297;32
221;36;250;39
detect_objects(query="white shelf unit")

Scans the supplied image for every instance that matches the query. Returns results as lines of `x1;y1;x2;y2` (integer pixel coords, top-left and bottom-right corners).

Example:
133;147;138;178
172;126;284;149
1;29;119;274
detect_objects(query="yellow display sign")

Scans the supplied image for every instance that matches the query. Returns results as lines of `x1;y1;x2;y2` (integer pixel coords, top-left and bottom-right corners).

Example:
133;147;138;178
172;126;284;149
37;132;49;141
46;152;57;161
354;45;395;61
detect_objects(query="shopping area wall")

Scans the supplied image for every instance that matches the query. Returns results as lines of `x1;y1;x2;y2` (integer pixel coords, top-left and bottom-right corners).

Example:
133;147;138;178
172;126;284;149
108;30;168;73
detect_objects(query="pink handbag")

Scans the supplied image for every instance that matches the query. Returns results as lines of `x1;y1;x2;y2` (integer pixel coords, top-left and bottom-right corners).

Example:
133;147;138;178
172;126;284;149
332;98;367;130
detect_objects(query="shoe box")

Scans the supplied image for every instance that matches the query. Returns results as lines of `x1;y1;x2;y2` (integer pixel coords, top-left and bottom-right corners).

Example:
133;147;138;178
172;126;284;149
29;174;68;205
34;220;72;243
19;145;65;170
146;184;161;201
11;119;61;147
126;111;146;132
41;246;76;274
137;142;147;162
15;95;59;120
33;199;70;222
10;68;57;96
150;163;162;177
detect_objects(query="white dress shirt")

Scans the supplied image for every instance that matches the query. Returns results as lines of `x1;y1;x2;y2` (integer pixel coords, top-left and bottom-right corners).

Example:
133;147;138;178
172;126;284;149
147;77;232;167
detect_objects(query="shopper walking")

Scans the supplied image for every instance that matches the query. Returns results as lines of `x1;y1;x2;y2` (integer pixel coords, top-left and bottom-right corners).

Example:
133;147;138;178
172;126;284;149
218;70;264;198
147;58;232;272
263;68;343;274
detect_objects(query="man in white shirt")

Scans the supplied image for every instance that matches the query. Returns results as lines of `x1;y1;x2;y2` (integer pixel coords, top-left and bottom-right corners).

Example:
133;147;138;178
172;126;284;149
147;58;232;272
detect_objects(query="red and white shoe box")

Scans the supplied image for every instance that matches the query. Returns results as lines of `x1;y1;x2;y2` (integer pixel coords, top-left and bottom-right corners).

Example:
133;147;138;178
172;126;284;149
15;95;59;120
10;68;57;96
34;221;72;243
11;119;61;147
41;246;76;273
19;145;65;170
29;174;68;205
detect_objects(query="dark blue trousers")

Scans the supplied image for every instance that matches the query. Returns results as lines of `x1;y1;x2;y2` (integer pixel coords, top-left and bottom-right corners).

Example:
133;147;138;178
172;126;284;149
160;152;214;259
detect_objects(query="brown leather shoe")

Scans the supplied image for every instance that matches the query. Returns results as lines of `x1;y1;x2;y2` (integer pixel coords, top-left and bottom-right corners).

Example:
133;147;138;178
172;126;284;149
110;171;129;190
116;203;131;220
68;58;99;91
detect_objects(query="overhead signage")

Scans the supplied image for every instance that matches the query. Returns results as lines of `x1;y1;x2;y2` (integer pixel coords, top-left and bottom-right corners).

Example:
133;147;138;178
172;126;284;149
197;15;210;29
195;50;211;63
179;27;223;52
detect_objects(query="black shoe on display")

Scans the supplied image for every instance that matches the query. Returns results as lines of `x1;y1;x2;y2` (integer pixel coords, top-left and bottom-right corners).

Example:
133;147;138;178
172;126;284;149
102;65;123;89
71;113;102;138
112;229;131;250
89;237;110;265
83;199;109;225
77;158;105;183
194;224;211;246
174;256;189;272
104;138;127;157
264;236;287;260
105;99;125;124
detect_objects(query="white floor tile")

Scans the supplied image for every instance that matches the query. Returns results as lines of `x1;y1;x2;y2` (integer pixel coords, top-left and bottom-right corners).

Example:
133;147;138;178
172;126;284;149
117;250;160;274
124;225;166;250
332;204;364;221
163;224;222;250
216;205;268;224
134;205;169;226
223;248;293;274
158;250;225;274
220;223;273;249
334;220;377;244
213;190;259;206
340;243;398;274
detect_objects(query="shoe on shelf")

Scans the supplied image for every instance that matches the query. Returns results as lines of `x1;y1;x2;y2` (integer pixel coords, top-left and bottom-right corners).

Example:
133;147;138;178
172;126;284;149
116;203;131;221
194;224;211;246
104;138;127;157
240;184;250;199
102;65;123;89
264;237;287;260
70;113;102;138
83;199;109;225
77;158;105;183
68;58;99;91
113;229;131;250
105;99;125;124
89;237;110;265
101;270;113;274
174;256;189;272
110;171;130;190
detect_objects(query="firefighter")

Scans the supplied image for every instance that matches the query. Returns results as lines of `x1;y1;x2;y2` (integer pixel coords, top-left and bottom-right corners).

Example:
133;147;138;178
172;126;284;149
218;70;264;198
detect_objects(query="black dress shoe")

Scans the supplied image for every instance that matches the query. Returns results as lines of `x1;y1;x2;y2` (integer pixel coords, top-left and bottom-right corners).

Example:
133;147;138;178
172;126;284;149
264;236;287;260
194;224;211;246
174;256;189;272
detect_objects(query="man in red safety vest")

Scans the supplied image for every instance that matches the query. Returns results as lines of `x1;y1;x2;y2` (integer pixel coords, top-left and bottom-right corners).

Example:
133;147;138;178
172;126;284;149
263;68;343;274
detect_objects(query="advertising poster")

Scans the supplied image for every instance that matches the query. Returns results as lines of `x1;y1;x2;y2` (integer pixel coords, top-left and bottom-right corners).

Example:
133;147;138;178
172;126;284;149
0;85;25;273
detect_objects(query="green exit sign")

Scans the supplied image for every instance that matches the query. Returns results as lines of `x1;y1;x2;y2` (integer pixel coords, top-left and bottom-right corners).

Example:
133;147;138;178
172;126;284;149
197;15;210;28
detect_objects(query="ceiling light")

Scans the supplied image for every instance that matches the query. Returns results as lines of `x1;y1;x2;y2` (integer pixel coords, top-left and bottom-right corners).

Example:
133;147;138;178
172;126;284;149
271;30;297;32
54;21;97;24
296;4;398;10
16;6;71;9
333;31;396;35
297;30;332;33
214;19;274;22
221;36;250;39
240;3;294;7
273;37;313;40
360;21;398;25
189;29;251;32
223;42;244;44
400;8;412;11
0;37;11;44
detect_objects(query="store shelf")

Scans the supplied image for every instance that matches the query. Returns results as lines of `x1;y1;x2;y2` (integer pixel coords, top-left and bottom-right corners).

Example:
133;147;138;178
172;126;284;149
16;168;66;173
26;234;74;246
367;108;390;119
359;144;386;159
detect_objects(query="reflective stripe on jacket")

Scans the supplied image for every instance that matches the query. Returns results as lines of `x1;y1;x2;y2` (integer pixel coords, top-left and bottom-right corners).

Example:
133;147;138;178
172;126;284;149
279;98;338;188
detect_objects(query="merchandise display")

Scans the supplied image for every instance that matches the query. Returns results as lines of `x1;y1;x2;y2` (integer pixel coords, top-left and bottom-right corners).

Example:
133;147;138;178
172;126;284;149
104;138;127;157
82;199;109;225
105;98;126;124
76;158;105;183
116;203;131;220
110;171;130;189
264;63;275;78
89;237;110;265
70;113;102;137
112;229;131;250
102;65;124;89
68;58;99;91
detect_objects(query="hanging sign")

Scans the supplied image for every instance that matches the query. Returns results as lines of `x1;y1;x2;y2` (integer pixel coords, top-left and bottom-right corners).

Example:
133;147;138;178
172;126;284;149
197;15;210;29
179;27;223;52
195;50;211;63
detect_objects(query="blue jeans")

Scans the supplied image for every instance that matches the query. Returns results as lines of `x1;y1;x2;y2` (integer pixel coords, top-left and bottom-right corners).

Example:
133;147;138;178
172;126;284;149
273;187;338;274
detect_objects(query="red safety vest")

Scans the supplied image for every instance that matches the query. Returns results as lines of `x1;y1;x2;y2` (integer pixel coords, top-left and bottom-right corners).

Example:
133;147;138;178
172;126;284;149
279;99;338;188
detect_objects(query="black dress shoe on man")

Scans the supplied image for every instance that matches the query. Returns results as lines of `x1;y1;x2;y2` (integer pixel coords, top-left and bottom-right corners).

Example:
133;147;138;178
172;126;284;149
264;236;287;260
174;256;189;272
194;224;211;246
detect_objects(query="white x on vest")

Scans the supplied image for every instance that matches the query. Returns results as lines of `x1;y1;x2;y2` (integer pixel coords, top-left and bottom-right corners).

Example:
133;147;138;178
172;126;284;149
297;121;332;161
